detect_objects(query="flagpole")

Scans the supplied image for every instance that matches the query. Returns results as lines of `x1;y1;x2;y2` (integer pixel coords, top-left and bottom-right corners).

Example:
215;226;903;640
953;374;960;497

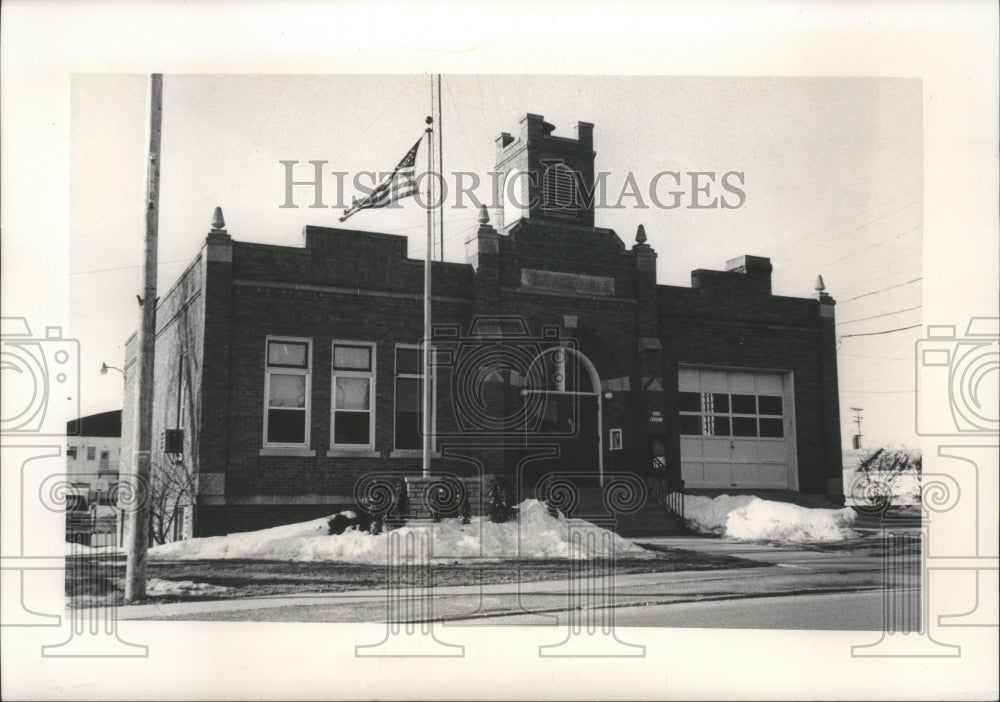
423;115;433;479
437;74;444;262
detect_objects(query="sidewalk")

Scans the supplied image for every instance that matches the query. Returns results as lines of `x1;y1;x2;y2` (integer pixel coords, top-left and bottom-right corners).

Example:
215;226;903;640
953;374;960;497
97;535;900;623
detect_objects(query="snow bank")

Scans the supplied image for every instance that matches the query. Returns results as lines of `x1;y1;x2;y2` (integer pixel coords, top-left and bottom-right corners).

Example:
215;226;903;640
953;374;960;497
149;500;653;563
65;542;123;555
684;495;857;542
146;578;236;597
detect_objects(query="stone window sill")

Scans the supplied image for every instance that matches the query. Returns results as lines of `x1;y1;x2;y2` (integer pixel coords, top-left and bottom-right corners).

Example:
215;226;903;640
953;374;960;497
326;449;381;458
259;447;316;457
389;450;442;459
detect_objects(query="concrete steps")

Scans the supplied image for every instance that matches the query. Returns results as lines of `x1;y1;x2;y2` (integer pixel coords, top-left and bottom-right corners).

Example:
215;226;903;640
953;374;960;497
545;487;689;538
613;503;689;537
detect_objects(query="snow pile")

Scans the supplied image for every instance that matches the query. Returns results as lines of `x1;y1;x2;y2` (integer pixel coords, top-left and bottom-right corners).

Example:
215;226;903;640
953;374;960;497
682;495;755;534
684;494;857;542
146;578;236;597
65;542;123;555
149;500;652;563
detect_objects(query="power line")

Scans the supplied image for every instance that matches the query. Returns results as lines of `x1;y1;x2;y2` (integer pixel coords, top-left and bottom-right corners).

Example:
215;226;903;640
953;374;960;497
839;352;908;360
840;277;922;303
838;324;921;340
841;388;916;394
70;258;190;276
837;305;922;326
784;201;920;271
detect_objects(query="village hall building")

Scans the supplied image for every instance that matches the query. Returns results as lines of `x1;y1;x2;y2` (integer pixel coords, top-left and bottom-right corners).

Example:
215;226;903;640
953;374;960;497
121;113;843;538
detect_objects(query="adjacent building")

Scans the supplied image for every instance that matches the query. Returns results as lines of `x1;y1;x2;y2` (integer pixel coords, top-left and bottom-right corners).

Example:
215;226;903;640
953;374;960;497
66;410;122;545
121;113;843;538
66;409;122;505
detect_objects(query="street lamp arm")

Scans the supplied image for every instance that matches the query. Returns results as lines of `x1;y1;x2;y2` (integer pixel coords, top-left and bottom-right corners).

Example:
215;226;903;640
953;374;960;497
100;362;126;378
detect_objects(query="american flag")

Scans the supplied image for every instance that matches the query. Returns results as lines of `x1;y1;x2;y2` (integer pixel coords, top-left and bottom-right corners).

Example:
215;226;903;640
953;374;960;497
339;137;423;222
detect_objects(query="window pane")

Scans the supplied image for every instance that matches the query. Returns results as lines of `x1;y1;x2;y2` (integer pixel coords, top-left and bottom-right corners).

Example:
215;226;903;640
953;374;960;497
268;341;308;368
679;415;702;435
67;447;77;459
712;393;730;413
732;417;757;437
395;376;424;449
267;408;306;443
758;395;783;416
269;373;306;408
334;345;371;371
395;411;422;449
87;447;96;460
731;394;757;414
713;416;731;436
396;376;422;412
334;411;371;445
335;377;370;410
396;347;422;375
759;418;784;438
678;392;701;412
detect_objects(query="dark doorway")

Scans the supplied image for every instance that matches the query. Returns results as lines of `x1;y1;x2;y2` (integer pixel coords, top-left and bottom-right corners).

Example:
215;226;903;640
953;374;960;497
521;393;600;488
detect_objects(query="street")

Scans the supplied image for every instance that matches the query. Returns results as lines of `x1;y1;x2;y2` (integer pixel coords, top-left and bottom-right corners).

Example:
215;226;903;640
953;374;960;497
447;589;898;631
104;533;920;631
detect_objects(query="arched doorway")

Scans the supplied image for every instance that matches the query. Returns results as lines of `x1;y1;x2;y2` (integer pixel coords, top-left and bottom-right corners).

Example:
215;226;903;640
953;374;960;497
521;346;604;486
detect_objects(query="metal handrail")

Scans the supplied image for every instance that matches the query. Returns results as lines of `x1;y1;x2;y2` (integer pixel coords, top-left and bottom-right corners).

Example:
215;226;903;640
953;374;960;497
649;456;684;520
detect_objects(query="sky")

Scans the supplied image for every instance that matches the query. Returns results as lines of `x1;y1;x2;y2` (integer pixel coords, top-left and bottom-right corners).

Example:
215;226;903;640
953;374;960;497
68;74;924;448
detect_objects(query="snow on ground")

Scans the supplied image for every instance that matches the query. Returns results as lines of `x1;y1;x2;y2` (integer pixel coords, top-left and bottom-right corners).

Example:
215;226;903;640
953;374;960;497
683;494;857;542
65;543;123;555
146;579;236;597
149;500;653;563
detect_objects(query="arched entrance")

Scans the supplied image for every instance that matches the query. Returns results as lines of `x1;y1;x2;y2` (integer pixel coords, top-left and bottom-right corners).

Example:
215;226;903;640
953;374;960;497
521;346;604;486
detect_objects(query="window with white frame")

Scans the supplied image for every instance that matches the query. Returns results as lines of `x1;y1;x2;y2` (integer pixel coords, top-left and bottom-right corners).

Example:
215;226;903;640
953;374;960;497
394;344;435;451
331;341;376;449
678;391;784;438
264;337;311;447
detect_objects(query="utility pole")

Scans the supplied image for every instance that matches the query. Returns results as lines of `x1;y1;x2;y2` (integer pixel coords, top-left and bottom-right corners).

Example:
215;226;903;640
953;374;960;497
125;73;162;602
850;406;864;450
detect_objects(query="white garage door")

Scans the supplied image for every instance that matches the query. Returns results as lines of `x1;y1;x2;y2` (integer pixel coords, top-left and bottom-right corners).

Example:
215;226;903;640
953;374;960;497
678;368;796;489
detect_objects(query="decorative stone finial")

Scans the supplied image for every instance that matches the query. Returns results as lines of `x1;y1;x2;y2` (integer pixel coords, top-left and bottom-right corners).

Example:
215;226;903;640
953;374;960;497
814;274;826;293
478;205;490;225
211;206;226;233
635;224;647;245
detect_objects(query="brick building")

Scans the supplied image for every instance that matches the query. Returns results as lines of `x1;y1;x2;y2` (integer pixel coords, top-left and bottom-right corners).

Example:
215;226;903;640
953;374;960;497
122;113;843;538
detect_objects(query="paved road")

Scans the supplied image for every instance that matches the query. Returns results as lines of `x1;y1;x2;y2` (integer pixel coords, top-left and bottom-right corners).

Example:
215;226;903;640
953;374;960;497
106;534;919;630
446;589;907;631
